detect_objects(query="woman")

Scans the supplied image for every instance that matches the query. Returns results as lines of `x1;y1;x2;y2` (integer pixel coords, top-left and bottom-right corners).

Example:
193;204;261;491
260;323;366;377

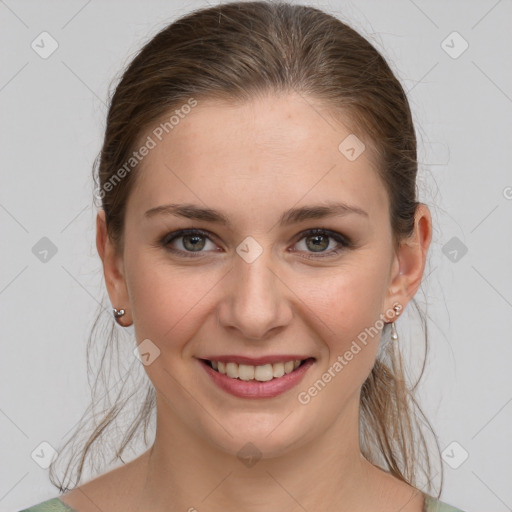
19;1;465;511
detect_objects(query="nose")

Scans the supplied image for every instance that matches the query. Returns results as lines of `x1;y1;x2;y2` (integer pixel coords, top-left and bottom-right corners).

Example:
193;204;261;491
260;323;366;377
217;251;293;341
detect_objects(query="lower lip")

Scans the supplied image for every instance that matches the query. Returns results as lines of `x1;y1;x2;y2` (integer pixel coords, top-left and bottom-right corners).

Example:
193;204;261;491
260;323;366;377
199;358;315;399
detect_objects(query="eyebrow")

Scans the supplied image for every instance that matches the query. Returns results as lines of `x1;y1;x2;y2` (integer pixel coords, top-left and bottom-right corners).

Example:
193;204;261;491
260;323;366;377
144;201;368;227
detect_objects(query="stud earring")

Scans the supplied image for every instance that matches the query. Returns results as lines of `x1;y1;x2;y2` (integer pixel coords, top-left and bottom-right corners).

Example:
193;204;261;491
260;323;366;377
112;308;130;327
113;308;125;318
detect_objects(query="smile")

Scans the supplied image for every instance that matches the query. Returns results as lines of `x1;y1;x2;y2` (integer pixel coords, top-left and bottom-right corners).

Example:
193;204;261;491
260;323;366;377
198;357;315;399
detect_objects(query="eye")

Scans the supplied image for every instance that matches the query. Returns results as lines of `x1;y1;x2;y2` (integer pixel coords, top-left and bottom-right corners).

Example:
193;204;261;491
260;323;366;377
291;228;351;259
159;228;351;259
161;228;218;257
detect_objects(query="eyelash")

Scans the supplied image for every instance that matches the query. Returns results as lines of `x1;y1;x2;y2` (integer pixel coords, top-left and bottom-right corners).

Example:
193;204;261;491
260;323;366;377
159;228;352;260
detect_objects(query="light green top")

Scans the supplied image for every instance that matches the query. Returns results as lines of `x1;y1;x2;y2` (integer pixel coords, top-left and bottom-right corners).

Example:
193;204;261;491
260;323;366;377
18;498;75;512
18;494;466;511
424;494;467;511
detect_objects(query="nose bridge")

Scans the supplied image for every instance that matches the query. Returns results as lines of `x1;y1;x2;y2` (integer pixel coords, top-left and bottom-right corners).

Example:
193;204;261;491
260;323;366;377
219;246;291;340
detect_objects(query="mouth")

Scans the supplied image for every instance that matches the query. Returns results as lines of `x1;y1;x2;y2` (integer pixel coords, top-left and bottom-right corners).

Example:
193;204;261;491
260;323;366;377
198;357;315;399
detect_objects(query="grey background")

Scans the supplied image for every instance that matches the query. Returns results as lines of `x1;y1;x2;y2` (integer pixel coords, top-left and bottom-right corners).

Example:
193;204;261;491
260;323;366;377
1;1;511;511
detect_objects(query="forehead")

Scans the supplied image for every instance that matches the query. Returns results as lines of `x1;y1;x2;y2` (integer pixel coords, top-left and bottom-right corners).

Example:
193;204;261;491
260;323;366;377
127;93;389;226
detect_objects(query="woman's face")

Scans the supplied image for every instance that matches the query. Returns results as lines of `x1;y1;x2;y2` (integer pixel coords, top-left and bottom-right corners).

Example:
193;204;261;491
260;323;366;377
100;92;428;459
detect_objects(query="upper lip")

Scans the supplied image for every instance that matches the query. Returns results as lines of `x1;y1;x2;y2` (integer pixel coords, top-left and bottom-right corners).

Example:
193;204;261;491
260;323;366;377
200;355;314;366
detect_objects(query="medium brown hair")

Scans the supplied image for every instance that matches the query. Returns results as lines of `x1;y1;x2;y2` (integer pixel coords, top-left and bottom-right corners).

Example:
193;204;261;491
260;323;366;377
50;0;442;497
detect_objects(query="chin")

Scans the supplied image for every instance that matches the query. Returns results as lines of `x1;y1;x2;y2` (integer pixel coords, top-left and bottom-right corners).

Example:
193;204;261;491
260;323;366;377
195;406;317;461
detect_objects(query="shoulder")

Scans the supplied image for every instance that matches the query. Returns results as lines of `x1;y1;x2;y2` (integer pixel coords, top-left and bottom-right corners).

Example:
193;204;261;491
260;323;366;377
17;497;77;512
48;451;150;512
423;494;467;512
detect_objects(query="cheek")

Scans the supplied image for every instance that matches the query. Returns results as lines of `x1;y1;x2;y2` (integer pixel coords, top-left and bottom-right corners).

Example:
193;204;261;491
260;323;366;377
299;256;390;379
124;250;218;354
307;258;389;334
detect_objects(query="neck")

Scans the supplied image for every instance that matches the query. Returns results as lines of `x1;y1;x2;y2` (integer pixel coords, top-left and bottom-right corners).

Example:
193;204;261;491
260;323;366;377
131;391;398;512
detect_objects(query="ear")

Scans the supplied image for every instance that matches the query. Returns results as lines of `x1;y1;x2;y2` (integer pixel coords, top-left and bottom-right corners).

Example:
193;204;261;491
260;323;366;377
96;210;131;325
383;203;432;320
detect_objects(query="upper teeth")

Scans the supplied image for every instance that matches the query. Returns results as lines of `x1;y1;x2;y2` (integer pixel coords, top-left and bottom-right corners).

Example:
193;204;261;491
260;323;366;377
211;360;302;381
